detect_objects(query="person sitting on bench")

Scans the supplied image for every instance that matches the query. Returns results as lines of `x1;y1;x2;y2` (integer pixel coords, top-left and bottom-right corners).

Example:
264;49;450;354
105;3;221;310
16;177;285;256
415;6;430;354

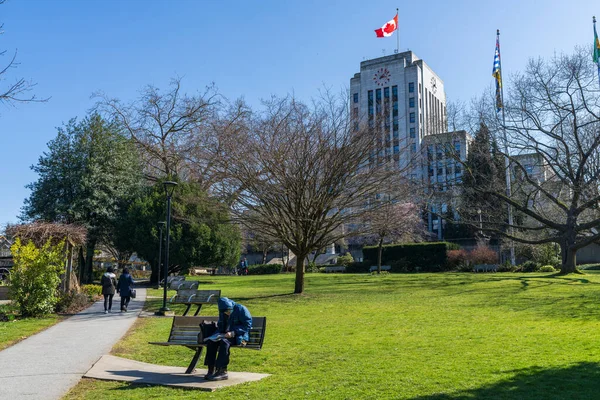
204;297;252;381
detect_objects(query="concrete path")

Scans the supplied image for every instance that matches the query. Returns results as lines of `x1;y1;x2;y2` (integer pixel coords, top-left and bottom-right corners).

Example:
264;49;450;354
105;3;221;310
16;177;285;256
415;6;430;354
85;355;270;392
0;289;147;400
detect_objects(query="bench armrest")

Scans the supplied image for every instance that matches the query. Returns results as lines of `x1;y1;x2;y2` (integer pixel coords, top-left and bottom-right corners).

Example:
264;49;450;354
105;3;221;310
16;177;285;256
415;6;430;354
169;294;177;303
186;294;197;302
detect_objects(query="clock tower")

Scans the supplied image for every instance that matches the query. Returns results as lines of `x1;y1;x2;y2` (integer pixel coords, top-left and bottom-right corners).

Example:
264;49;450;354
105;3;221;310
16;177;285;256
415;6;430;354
350;51;447;177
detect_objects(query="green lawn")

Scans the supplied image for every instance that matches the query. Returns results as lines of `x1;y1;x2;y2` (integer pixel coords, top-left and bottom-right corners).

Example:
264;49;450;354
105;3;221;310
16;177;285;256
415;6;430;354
0;303;61;351
65;272;600;399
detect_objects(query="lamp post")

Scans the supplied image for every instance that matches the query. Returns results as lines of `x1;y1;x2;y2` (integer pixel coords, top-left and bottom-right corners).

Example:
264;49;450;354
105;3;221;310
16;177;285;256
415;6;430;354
156;221;166;289
477;209;482;232
158;181;177;315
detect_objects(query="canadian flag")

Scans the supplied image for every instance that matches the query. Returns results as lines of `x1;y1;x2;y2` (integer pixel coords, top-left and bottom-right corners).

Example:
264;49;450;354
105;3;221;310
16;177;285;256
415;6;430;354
374;14;398;38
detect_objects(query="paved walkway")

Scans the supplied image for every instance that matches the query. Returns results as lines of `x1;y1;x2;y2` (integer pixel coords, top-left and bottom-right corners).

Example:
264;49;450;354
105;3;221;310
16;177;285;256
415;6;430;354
0;289;147;400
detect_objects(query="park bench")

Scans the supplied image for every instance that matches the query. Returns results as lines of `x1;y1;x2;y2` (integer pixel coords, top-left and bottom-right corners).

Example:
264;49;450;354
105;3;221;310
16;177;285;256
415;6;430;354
369;265;391;272
473;264;497;273
169;280;199;290
169;289;221;316
161;275;185;287
149;315;267;374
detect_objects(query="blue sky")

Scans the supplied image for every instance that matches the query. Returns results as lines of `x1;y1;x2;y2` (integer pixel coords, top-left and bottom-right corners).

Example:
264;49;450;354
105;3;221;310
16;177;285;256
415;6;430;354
0;0;597;225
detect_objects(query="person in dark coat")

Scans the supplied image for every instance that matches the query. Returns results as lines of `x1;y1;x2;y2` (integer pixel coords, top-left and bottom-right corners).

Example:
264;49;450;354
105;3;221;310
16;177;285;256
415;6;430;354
204;297;252;381
100;266;117;314
117;267;135;312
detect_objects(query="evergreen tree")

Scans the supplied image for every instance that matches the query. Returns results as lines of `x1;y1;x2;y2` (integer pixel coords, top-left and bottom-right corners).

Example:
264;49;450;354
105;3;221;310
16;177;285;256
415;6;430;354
22;114;143;282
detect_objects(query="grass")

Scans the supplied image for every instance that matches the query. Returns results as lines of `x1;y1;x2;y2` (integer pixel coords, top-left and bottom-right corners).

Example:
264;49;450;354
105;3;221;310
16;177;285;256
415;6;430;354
0;303;62;351
64;272;600;399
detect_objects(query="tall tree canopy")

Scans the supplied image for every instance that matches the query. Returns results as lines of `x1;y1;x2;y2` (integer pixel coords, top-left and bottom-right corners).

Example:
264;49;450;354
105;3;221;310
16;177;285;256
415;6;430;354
22;114;143;282
115;181;241;283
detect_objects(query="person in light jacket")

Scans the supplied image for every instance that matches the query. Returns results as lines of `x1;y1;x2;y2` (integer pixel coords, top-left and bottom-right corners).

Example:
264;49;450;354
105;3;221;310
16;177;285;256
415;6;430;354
117;267;135;312
203;297;252;381
100;267;117;314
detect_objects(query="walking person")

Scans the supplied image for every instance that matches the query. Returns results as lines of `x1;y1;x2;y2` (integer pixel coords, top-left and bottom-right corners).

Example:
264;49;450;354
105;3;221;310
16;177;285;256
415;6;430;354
100;266;117;314
203;297;252;381
117;267;135;312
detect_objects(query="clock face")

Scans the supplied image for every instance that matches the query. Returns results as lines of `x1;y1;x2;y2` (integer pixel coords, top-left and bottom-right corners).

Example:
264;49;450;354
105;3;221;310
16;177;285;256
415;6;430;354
430;77;438;93
373;68;391;87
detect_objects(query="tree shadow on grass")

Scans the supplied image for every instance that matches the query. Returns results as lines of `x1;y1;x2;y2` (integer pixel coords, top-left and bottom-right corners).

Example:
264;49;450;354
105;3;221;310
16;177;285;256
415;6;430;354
412;362;600;400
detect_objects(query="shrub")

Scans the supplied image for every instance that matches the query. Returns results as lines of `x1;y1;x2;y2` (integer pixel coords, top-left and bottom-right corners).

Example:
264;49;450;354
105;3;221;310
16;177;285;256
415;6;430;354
81;284;102;300
519;261;541;272
336;253;354;267
55;291;90;313
577;263;600;270
389;259;416;273
497;261;517;272
539;265;556;272
362;242;454;272
447;249;469;270
247;264;282;275
469;246;498;265
345;261;371;273
9;238;65;317
306;262;320;273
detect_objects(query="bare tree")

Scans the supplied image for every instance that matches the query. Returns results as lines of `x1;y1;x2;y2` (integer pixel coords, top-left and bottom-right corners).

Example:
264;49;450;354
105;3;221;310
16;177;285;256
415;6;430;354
0;0;46;107
95;78;220;182
466;48;600;273
229;94;409;293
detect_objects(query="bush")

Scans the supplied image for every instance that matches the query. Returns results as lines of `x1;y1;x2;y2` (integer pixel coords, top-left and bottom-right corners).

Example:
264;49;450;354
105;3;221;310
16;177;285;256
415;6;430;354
519;261;541;272
469;246;498;265
497;261;518;272
9;238;65;317
55;291;90;313
306;262;320;273
345;261;371;273
362;242;454;272
247;264;282;275
539;265;556;272
577;263;600;270
81;284;102;300
447;249;469;270
336;253;354;267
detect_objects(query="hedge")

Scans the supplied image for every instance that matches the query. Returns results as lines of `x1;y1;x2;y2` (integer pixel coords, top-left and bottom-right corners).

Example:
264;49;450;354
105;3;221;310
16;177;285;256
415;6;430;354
362;242;455;272
247;264;283;275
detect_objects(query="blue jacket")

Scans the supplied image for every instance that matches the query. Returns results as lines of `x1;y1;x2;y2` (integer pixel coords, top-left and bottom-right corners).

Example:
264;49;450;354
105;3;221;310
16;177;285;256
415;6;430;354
217;297;252;345
117;273;135;297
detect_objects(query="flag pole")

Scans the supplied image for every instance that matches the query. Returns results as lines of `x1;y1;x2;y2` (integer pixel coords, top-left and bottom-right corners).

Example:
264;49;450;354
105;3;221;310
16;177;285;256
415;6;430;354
497;29;516;266
396;8;399;53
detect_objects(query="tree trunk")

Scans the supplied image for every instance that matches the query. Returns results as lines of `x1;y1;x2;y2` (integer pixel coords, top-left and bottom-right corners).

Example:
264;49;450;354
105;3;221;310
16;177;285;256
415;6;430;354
560;242;577;274
84;238;97;284
150;258;159;286
77;246;85;284
377;237;384;274
294;254;306;294
262;249;267;264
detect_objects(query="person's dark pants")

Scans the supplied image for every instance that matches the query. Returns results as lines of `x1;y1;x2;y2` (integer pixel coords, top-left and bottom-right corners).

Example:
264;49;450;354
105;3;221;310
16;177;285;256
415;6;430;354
120;296;131;311
103;294;114;311
204;339;234;369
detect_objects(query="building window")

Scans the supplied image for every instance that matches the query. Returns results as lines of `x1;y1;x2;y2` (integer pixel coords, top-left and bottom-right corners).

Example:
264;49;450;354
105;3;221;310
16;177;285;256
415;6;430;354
394;145;400;153
410;127;416;138
410;143;417;154
409;97;415;108
455;164;462;175
409;82;415;93
454;141;461;153
392;85;398;101
410;113;415;123
525;164;534;175
353;107;358;118
353;93;358;103
393;130;399;139
368;90;373;105
384;87;389;99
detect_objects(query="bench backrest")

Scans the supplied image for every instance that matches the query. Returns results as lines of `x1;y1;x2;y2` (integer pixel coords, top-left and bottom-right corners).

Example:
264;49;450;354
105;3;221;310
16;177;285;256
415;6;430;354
167;276;185;284
170;289;221;304
168;316;266;350
170;280;199;290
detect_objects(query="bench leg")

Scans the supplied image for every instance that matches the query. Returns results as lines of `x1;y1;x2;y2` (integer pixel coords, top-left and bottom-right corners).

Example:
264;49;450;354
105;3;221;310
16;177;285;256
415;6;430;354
194;304;203;316
182;304;192;316
185;347;204;374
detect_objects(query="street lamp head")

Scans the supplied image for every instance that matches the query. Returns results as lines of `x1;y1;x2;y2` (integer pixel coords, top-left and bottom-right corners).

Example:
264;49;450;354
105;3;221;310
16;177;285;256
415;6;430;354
477;209;482;215
158;221;166;228
163;181;178;198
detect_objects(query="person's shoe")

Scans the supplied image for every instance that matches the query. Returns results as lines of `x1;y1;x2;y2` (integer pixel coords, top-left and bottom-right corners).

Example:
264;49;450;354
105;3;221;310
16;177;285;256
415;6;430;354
104;310;108;314
203;366;215;380
208;368;228;381
108;309;111;313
